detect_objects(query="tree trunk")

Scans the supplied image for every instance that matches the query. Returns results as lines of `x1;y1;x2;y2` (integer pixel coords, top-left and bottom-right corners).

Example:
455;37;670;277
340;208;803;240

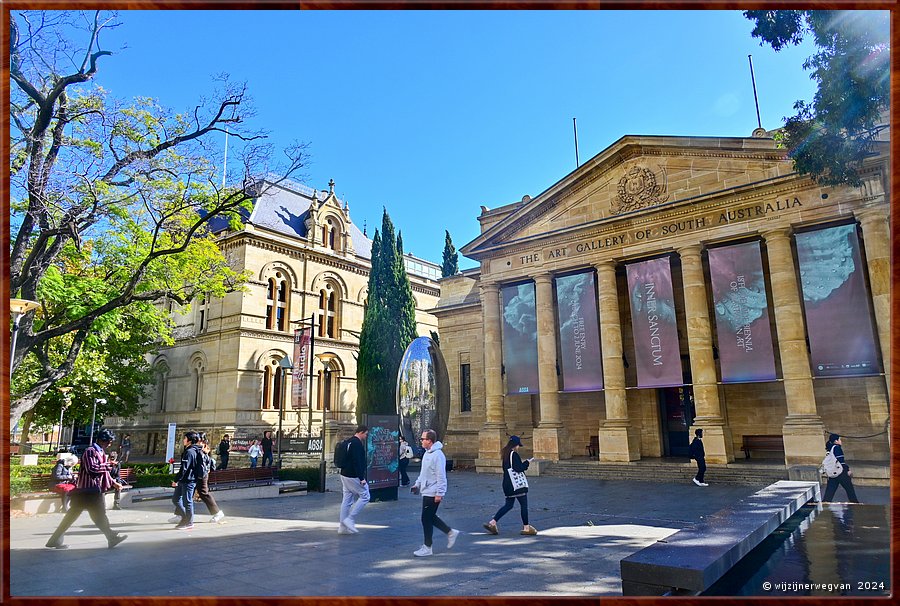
17;409;34;454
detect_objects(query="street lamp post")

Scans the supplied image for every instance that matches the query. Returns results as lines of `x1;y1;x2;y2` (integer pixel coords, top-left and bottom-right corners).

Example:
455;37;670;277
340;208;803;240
277;355;293;470
10;298;40;378
90;398;106;446
56;387;72;453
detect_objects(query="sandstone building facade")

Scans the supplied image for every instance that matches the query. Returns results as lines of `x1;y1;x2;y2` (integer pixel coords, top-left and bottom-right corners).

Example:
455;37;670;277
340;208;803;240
435;131;889;478
108;179;440;456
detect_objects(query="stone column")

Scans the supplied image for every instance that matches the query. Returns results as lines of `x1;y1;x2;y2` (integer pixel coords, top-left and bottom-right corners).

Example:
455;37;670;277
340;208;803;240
594;261;640;461
532;273;567;461
856;208;891;438
762;228;825;467
477;281;508;471
856;209;890;381
677;245;733;463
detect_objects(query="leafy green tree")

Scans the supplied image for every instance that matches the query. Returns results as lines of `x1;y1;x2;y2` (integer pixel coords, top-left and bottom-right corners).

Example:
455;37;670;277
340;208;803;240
9;11;309;430
441;230;459;277
356;211;418;422
744;10;889;186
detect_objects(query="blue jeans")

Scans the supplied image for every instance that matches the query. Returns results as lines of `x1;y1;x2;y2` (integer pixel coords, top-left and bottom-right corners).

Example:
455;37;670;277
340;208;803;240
250;457;258;468
173;481;197;525
262;452;273;467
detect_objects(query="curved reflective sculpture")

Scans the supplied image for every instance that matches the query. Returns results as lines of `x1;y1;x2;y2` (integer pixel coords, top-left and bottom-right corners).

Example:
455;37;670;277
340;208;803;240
396;337;450;456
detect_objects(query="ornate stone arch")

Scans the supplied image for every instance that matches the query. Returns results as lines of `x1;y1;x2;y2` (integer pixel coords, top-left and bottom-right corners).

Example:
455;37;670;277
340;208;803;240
258;260;299;286
310;270;349;296
152;356;171;413
314;352;346;412
357;285;369;304
188;351;207;411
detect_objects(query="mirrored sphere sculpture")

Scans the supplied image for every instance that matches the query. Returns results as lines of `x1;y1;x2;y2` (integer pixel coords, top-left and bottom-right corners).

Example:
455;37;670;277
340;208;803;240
396;336;450;456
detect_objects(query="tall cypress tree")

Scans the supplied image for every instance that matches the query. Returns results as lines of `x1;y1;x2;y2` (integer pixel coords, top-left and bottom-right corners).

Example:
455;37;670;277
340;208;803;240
441;230;459;277
356;211;419;423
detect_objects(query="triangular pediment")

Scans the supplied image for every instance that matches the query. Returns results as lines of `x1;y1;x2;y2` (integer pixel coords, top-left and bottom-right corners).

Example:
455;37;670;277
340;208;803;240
462;134;792;259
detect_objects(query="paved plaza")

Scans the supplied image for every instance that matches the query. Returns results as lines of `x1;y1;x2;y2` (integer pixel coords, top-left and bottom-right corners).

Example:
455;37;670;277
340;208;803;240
9;470;888;597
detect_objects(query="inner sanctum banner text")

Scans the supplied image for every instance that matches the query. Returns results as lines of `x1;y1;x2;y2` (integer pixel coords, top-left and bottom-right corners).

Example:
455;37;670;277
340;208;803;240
796;224;881;377
501;282;540;395
555;272;603;391
707;241;777;383
626;256;683;388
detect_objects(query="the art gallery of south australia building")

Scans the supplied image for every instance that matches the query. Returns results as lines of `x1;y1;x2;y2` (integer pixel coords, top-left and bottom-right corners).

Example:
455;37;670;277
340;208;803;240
434;128;890;484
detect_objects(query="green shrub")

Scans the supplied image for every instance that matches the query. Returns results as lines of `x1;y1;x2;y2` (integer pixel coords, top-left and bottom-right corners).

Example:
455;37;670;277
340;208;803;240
131;473;176;488
277;466;321;491
11;477;32;496
10;464;57;478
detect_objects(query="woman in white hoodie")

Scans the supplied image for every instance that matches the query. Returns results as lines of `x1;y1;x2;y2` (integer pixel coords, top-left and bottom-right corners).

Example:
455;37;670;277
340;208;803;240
411;429;460;557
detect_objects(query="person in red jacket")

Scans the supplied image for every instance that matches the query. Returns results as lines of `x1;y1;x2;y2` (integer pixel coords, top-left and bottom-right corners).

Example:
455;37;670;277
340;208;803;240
45;430;127;549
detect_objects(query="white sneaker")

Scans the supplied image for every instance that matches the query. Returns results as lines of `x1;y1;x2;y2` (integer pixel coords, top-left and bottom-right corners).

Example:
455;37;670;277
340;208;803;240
168;516;182;524
699;482;709;487
692;478;702;486
413;545;433;557
211;511;225;523
447;529;460;549
343;518;358;533
338;523;353;535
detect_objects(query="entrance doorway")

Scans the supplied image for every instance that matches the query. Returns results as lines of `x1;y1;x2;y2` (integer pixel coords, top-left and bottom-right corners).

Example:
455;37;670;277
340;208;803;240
658;386;695;457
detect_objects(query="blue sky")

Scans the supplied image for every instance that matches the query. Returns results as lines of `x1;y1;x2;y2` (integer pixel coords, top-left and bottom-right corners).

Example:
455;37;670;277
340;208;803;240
94;10;822;269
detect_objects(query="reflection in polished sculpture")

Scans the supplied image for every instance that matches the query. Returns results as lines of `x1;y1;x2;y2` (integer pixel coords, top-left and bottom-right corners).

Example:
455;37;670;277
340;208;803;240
396;337;450;456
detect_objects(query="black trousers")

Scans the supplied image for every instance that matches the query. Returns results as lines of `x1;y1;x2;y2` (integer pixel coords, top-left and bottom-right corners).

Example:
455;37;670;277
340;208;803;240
399;458;410;485
421;496;451;547
493;494;529;525
695;458;706;483
47;490;117;545
219;454;229;470
823;470;859;503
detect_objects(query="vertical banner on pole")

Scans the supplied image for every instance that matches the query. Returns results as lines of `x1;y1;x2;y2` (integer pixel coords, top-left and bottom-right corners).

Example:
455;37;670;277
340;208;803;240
165;422;177;468
555;271;604;391
292;328;312;409
626;256;683;388
501;282;539;395
708;241;777;382
795;224;882;377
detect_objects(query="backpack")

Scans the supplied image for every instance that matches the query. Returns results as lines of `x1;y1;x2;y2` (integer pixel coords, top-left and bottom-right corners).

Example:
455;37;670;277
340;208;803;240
333;438;353;469
821;446;843;478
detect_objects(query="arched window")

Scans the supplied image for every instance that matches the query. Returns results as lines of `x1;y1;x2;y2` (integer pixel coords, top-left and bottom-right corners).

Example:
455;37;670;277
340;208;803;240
192;358;204;410
321;218;338;250
196;296;209;333
317;355;343;412
265;272;290;331
155;361;170;413
261;355;288;410
318;283;339;338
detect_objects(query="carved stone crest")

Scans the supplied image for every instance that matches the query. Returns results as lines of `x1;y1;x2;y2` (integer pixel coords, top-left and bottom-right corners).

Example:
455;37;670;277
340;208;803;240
611;166;668;215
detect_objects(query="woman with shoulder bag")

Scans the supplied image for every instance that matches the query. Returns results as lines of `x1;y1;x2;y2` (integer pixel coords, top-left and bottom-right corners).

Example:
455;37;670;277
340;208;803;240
822;433;860;503
398;436;413;487
483;435;537;536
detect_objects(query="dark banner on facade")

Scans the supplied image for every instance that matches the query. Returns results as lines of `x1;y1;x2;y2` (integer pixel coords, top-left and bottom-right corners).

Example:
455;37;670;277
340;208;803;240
555;271;603;391
365;414;400;490
796;224;881;377
501;282;539;395
282;436;323;453
707;241;777;383
626;256;683;388
292;328;312;409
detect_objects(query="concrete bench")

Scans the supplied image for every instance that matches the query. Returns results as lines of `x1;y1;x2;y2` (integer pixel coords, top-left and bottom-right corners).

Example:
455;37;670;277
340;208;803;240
620;480;821;596
741;434;784;459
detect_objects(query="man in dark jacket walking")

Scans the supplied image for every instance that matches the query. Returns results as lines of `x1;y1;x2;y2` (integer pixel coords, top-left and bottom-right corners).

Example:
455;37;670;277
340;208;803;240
689;428;708;487
171;431;206;529
338;425;370;534
261;430;274;468
217;434;231;470
45;430;127;549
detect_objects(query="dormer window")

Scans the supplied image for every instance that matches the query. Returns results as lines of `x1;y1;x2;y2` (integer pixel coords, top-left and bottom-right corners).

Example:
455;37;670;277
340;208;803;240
322;218;338;250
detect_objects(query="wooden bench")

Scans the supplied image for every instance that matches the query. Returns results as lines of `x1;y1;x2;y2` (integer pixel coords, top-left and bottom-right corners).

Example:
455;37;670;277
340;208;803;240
30;468;135;493
740;435;784;459
207;466;275;490
585;436;599;458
